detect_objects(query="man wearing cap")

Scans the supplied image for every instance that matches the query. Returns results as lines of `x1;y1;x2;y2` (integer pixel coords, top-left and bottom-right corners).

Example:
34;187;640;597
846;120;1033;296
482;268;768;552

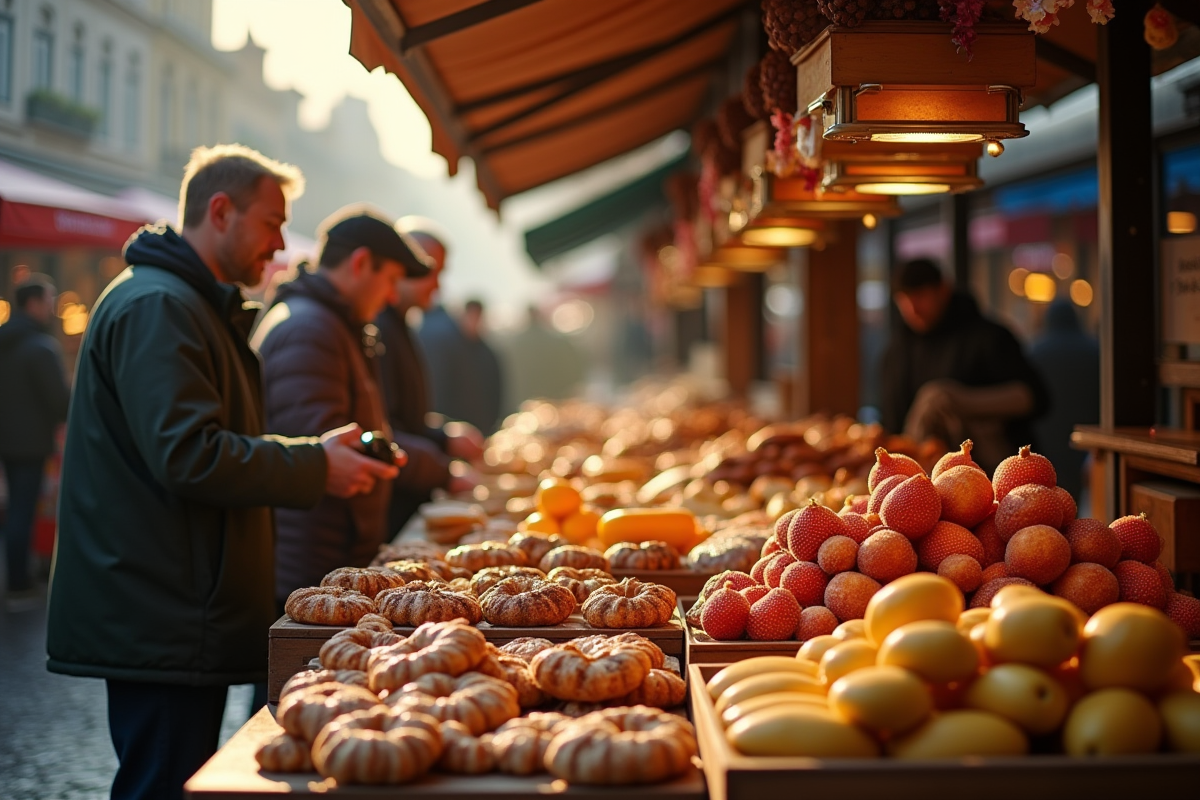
253;206;432;604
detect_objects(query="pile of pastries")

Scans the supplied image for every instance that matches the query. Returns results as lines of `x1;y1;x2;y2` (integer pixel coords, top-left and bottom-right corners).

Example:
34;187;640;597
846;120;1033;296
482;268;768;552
258;618;696;786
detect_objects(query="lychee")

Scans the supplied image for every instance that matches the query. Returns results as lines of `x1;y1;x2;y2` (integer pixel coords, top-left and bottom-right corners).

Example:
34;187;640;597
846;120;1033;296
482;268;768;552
746;588;801;640
1051;486;1077;525
1152;561;1175;595
969;576;1036;608
824;572;882;622
1113;560;1167;609
839;512;872;544
785;499;850;561
867;474;907;515
700;582;751;640
763;550;797;588
857;528;918;583
1109;513;1163;564
974;514;1006;565
818;535;859;574
938;553;983;594
796;605;839;641
1051;562;1119;615
931;439;985;480
740;584;771;605
995;484;1064;541
992;445;1056;502
879;474;942;539
1165;592;1200;638
1063;518;1122;569
868;447;924;492
779;560;828;607
1005;524;1071;585
980;561;1009;584
934;464;995;528
917;520;986;570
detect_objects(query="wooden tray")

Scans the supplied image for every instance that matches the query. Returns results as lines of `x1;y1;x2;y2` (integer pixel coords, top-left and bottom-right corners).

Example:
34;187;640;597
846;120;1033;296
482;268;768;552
186;707;707;799
679;601;802;665
688;663;1200;800
269;610;684;703
611;569;712;598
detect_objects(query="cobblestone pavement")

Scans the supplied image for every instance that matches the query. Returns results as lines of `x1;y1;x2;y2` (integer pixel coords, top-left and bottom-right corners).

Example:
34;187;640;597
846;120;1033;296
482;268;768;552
0;588;254;800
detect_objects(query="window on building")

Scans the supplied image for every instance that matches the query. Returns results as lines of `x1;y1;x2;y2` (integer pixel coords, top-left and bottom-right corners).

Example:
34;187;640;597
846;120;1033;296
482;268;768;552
0;14;13;105
33;28;54;90
159;70;174;153
69;26;84;104
98;44;112;138
184;78;198;148
124;56;140;149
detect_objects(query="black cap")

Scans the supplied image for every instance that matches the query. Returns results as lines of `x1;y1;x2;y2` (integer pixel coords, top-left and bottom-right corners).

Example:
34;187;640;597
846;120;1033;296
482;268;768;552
893;258;945;294
317;206;432;277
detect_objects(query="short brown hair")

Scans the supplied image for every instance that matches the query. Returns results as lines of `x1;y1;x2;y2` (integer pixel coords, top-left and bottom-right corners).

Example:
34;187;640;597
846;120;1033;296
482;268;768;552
178;144;304;228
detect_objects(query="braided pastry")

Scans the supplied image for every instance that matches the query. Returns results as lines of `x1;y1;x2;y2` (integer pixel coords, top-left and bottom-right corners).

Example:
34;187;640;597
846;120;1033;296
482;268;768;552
381;560;440;584
605;541;680;571
319;628;405;671
544;706;698;785
530;638;653;702
311;707;443;785
280;669;370;701
445;542;529;572
480;576;576;626
371;541;446;566
508;531;565;565
255;733;313;773
576;633;666;670
477;645;547;708
427;559;473;581
386;672;520;735
582;578;676;628
356;613;394;633
556;701;609;717
545;567;616;604
616;669;687;708
470;565;546;597
498;637;555;663
375;581;483;626
277;683;382;742
367;620;488;693
538;545;608;573
285;587;377;626
491;712;571;775
437;720;495;774
321;566;406;598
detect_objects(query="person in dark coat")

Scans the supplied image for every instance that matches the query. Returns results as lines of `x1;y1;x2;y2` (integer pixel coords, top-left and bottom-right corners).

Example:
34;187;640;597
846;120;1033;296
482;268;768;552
1029;299;1100;499
417;299;505;435
45;145;400;800
0;274;69;601
375;217;481;534
253;207;430;605
879;259;1049;473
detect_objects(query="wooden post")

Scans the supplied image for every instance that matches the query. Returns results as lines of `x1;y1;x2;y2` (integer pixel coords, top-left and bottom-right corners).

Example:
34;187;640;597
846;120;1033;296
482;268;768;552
949;193;971;289
1096;0;1157;519
798;222;860;417
722;272;763;399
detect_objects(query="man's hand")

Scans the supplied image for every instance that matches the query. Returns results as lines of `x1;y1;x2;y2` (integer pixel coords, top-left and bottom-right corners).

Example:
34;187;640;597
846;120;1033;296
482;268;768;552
444;421;484;461
320;423;400;498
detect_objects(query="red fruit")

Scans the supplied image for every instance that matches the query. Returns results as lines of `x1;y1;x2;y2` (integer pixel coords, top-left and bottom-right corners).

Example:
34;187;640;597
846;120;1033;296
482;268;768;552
1051;487;1077;525
1051;562;1120;615
938;554;983;594
774;508;798;543
867;474;906;515
1152;561;1175;595
740;585;771;605
879;474;941;539
970;576;1036;609
934;464;995;528
796;605;839;641
992;445;1056;502
839;512;871;544
862;512;882;529
1109;513;1163;564
700;582;751;640
763;550;797;588
785;499;850;561
750;556;772;584
974;515;1006;566
994;484;1064;542
841;494;870;516
1063;518;1122;569
1113;560;1168;609
746;588;801;640
824;572;882;622
761;536;782;559
868;447;924;492
779;561;828;607
931;439;984;480
857;529;918;583
1005;524;1071;585
917;520;986;571
980;561;1009;584
1165;592;1200;638
818;536;859;574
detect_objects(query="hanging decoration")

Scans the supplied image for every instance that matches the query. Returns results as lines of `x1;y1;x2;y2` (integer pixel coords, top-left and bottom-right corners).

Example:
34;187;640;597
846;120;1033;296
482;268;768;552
1144;3;1179;50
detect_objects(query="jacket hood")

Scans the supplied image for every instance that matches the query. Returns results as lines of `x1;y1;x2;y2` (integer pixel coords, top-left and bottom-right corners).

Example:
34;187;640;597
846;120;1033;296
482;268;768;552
271;266;360;330
1044;298;1081;333
0;311;46;352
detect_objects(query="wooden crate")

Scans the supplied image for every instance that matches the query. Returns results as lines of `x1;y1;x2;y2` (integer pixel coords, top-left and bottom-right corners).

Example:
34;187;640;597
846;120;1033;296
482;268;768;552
269;610;685;703
688;664;1200;800
679;601;801;665
186;707;707;799
1129;480;1200;574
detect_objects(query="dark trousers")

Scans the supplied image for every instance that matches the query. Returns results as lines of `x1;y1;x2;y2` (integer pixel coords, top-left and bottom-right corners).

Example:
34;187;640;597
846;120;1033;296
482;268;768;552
106;679;228;800
1;457;45;591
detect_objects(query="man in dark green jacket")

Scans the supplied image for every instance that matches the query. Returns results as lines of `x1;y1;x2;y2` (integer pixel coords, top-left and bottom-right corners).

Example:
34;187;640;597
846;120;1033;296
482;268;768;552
46;144;401;800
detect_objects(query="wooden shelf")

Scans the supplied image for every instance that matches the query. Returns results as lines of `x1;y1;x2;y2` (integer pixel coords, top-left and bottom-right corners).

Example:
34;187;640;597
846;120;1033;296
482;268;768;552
1070;426;1200;465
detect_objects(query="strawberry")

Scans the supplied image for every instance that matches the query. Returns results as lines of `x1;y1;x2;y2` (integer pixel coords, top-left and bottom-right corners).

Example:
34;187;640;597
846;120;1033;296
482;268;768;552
839;512;871;544
700;582;751;640
980;561;1009;584
1113;560;1167;609
761;536;782;559
992;445;1056;503
841;494;870;516
779;560;828;607
746;587;801;640
1165;592;1200;638
970;576;1036;609
1051;486;1077;525
879;474;941;539
1151;560;1175;595
763;550;797;588
931;439;983;480
1109;513;1163;564
868;447;924;492
917;520;985;570
740;584;771;605
867;474;907;515
785;499;849;561
974;514;1006;566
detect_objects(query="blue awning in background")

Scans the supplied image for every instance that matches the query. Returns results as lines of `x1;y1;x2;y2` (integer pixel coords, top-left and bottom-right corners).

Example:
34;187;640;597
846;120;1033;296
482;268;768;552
993;166;1098;216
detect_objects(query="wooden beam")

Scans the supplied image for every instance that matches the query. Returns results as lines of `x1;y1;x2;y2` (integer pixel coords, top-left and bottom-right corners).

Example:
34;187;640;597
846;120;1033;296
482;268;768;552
1035;38;1096;84
400;0;547;53
947;193;970;289
802;224;860;417
723;272;762;399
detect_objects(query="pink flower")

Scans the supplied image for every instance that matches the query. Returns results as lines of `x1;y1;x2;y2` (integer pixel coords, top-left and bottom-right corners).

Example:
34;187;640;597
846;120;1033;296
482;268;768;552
1087;0;1115;24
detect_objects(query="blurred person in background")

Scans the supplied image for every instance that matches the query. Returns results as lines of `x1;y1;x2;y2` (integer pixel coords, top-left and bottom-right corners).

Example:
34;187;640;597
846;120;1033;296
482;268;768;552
1029;298;1100;500
375;216;481;534
500;304;587;412
879;258;1048;473
418;298;505;436
0;274;69;605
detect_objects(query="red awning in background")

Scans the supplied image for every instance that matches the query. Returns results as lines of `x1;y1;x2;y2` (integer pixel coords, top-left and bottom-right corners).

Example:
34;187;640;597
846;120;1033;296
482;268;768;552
0;159;147;249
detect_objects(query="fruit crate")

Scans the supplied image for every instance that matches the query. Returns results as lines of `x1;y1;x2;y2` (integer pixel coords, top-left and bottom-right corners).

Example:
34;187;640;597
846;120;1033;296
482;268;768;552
679;600;802;664
268;609;684;704
688;663;1200;800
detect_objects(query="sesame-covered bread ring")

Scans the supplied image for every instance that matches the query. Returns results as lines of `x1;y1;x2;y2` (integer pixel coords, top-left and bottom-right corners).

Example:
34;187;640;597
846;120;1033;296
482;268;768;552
285;586;377;626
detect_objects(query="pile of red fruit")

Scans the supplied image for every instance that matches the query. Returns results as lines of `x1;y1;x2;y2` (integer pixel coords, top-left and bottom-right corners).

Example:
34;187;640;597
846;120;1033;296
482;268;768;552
687;441;1200;643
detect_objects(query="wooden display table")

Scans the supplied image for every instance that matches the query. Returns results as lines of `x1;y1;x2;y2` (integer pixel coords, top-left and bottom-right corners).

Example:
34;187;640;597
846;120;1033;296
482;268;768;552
679;601;801;664
186;707;707;799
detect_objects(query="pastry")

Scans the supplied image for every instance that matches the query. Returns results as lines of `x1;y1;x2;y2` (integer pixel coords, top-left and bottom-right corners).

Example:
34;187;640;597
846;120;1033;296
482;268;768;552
604;541;680;571
507;531;565;565
355;613;394;633
371;541;446;566
284;586;377;626
436;720;495;774
277;682;382;742
446;577;474;594
387;671;520;735
427;559;473;581
375;581;483;626
575;632;666;670
311;707;443;785
581;578;676;628
320;566;406;598
538;545;608;573
422;502;488;544
469;565;546;597
319;628;405;671
446;542;529;572
479;576;576;627
544;706;697;785
255;733;313;773
545;567;616;604
280;669;370;701
615;669;686;708
530;637;653;702
686;534;765;574
556;701;609;717
491;712;571;775
497;637;555;663
367;620;488;693
477;645;547;708
457;528;511;546
380;560;441;584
